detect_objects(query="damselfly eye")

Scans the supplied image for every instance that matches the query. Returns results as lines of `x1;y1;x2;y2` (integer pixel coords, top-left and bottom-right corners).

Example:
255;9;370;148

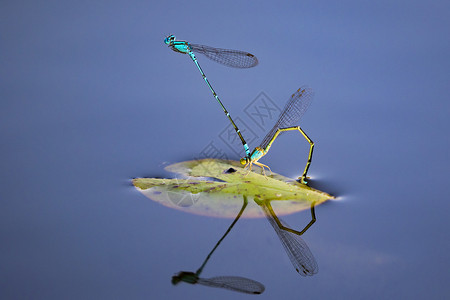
164;35;175;45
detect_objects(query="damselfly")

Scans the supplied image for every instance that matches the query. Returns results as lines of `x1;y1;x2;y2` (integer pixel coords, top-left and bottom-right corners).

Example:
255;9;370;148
241;87;314;184
164;35;314;184
164;34;257;159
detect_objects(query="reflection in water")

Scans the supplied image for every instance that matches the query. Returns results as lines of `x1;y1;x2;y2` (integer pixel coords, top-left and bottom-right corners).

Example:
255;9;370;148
135;159;330;291
260;201;318;276
172;196;266;294
172;196;320;295
172;272;265;295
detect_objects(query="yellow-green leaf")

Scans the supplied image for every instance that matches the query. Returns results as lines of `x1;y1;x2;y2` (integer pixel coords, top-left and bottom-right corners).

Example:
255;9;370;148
133;159;334;218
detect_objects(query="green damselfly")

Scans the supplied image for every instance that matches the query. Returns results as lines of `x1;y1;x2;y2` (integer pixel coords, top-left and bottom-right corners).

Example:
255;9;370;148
241;87;314;184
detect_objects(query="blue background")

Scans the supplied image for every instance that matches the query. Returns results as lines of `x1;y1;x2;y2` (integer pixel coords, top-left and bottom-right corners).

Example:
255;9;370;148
1;1;449;299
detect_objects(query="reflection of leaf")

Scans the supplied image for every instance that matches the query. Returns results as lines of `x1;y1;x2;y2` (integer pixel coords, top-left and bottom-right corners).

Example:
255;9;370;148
133;159;334;218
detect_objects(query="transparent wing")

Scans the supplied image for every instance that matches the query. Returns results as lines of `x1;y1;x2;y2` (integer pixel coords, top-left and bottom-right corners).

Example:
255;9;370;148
197;276;265;294
261;204;318;276
260;86;314;149
189;44;258;68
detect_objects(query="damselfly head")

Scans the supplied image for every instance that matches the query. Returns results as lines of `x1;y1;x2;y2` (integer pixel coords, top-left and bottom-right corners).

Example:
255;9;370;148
171;271;198;285
171;275;182;285
164;34;176;45
240;157;249;165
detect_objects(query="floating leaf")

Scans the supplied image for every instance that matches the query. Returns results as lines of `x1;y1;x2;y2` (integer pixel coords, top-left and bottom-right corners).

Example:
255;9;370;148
133;159;334;218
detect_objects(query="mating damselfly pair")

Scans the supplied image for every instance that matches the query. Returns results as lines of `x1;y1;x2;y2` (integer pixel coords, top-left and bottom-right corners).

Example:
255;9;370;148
164;35;314;184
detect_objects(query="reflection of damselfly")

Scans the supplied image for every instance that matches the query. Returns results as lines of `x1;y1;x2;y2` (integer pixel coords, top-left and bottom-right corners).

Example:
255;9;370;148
260;201;318;276
172;196;265;294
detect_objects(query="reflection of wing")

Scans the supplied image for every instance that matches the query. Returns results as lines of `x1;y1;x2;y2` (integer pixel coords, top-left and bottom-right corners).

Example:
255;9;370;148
189;44;258;68
262;204;318;276
197;276;265;294
166;190;201;207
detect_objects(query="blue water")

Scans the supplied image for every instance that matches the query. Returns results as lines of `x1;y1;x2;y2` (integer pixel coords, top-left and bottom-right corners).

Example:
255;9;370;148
1;1;449;299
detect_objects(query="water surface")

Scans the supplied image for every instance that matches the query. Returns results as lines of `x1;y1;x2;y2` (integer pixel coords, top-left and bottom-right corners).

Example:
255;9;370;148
1;1;449;299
